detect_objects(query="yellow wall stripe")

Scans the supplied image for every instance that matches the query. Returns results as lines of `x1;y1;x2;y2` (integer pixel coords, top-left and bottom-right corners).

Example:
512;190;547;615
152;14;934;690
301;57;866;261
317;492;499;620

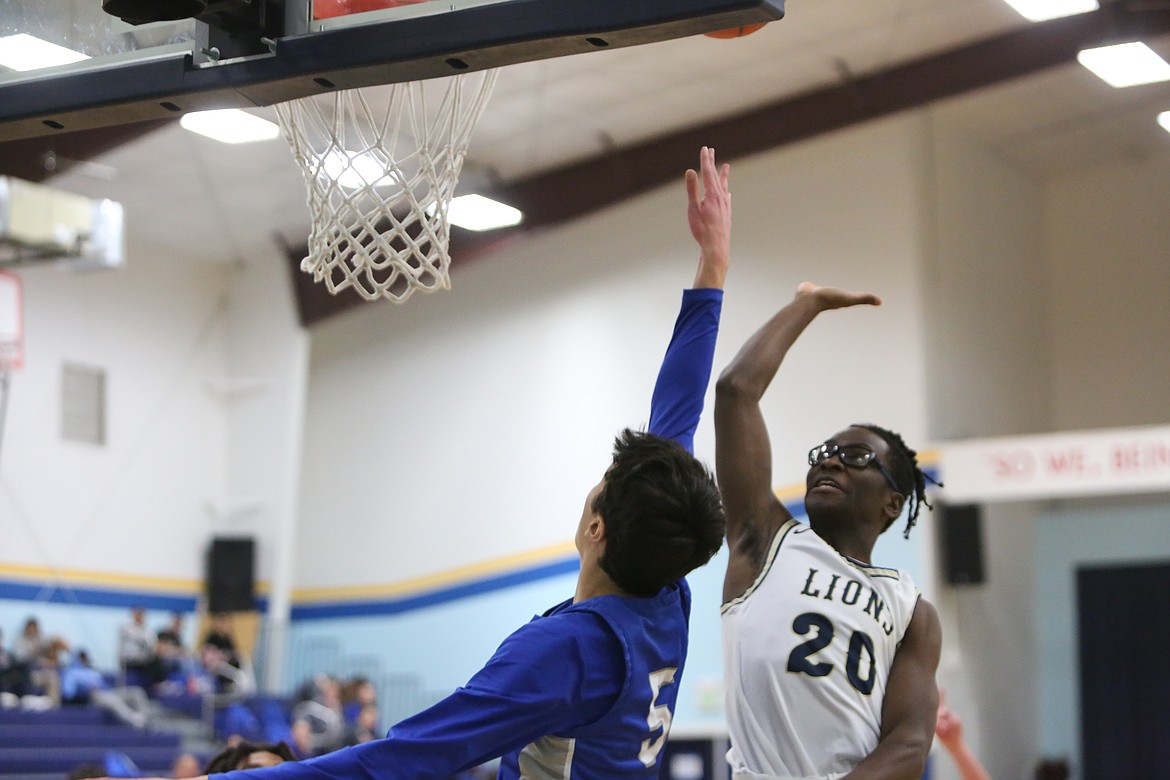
292;540;578;603
2;451;939;608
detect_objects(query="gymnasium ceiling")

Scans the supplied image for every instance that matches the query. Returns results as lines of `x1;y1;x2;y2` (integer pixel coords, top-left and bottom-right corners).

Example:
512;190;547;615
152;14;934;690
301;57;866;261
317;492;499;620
1;0;1169;323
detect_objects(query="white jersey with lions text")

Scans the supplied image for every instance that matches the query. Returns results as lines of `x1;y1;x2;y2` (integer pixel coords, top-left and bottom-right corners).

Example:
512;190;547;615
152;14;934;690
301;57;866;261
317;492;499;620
721;518;920;780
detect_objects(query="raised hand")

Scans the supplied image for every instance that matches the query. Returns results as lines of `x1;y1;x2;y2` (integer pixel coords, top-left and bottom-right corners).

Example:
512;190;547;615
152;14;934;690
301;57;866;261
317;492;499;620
686;146;731;289
934;690;964;748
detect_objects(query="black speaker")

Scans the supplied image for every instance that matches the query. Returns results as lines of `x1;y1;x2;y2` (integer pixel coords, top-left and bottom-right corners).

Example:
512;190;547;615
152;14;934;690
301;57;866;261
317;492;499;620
207;537;255;612
938;503;985;585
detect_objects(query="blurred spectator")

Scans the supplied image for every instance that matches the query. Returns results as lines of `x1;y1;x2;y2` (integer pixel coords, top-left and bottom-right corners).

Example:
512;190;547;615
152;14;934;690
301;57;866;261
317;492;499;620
156;612;186;648
292;674;345;754
203;740;296;773
118;607;158;689
201;613;239;667
194;643;254;697
341;675;377;724
12;617;46;665
289;717;318;760
0;627;21;702
58;647;150;728
317;675;343;715
344;702;381;746
155;613;188;688
61;648;105;704
198;613;258;701
170;752;200;779
13;617;62;705
39;636;71;706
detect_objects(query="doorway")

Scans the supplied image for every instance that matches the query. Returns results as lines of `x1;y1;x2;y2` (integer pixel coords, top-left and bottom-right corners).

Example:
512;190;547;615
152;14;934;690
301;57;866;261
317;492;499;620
1077;562;1170;778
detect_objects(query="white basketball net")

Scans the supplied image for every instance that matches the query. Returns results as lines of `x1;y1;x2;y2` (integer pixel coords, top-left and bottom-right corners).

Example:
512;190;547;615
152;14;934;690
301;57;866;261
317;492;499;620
274;69;499;302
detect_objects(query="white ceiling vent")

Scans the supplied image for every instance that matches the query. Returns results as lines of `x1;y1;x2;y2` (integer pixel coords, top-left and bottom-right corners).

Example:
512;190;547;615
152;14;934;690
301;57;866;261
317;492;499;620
61;363;106;445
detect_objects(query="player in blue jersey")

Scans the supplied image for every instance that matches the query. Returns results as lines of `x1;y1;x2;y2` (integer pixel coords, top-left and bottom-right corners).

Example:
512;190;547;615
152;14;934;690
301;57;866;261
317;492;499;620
132;146;732;780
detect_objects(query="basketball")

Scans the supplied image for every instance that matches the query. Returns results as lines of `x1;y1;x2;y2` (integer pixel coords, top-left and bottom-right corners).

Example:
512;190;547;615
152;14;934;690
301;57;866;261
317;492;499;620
705;23;767;39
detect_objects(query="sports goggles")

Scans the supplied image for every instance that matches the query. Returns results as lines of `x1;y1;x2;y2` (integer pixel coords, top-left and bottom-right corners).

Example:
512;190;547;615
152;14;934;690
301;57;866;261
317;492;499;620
808;442;900;491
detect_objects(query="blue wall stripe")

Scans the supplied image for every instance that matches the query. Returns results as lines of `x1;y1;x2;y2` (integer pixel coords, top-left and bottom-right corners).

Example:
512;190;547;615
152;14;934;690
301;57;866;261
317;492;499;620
0;467;937;621
0;580;271;614
0;580;198;612
290;556;581;620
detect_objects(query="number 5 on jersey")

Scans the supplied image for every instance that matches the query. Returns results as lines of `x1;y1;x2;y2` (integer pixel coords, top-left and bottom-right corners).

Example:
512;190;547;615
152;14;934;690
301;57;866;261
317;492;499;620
639;667;677;766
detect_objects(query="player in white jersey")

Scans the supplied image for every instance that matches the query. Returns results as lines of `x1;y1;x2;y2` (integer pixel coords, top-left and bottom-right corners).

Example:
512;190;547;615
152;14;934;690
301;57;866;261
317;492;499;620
714;283;942;780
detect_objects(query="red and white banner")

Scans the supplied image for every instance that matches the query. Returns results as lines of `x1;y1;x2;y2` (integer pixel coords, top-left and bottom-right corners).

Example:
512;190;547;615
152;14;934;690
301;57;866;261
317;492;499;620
938;425;1170;503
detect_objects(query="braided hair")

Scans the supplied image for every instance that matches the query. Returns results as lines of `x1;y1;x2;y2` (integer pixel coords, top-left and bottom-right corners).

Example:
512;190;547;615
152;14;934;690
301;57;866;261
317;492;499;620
853;423;940;539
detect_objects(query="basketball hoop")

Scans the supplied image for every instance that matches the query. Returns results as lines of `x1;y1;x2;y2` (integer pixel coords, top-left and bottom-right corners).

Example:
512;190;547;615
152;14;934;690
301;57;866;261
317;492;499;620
274;69;499;302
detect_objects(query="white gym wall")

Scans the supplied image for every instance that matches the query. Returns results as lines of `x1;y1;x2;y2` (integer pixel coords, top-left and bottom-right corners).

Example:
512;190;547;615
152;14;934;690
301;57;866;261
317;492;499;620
1;97;1168;779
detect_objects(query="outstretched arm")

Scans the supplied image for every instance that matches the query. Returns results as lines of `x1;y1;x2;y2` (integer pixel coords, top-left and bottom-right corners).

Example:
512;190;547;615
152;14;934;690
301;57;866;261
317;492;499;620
841;598;943;780
648;146;731;452
686;145;731;291
715;283;881;601
123;618;624;780
934;691;992;780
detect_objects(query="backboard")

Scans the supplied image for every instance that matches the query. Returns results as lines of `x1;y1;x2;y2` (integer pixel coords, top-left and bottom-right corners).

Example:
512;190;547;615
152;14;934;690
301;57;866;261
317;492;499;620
0;0;784;142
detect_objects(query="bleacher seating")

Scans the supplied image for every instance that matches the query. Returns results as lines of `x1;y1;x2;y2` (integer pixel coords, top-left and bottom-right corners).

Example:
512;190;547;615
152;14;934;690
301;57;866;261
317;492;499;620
153;691;295;746
0;705;182;778
0;707;108;726
154;692;204;721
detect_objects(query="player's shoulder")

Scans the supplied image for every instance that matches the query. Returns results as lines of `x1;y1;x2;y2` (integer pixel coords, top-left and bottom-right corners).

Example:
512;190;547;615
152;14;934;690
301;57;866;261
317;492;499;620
900;594;942;657
494;609;615;668
910;594;940;631
845;555;915;587
542;597;643;641
563;586;690;648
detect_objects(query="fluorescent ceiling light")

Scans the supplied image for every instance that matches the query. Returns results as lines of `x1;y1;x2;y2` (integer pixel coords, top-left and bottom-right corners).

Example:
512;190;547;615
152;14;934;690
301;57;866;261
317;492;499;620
315;150;400;189
0;34;90;71
1000;0;1098;22
1158;111;1170;134
1077;42;1170;88
446;194;523;231
179;109;282;144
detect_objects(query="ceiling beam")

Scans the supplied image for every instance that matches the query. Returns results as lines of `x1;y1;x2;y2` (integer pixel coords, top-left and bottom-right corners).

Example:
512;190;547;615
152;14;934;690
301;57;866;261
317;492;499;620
497;6;1170;225
291;6;1170;325
0;119;173;183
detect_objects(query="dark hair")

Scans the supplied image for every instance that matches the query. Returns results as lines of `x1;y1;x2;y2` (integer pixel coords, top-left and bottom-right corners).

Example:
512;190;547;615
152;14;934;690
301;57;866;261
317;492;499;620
593;429;725;597
68;763;105;780
203;740;297;773
853;423;938;538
